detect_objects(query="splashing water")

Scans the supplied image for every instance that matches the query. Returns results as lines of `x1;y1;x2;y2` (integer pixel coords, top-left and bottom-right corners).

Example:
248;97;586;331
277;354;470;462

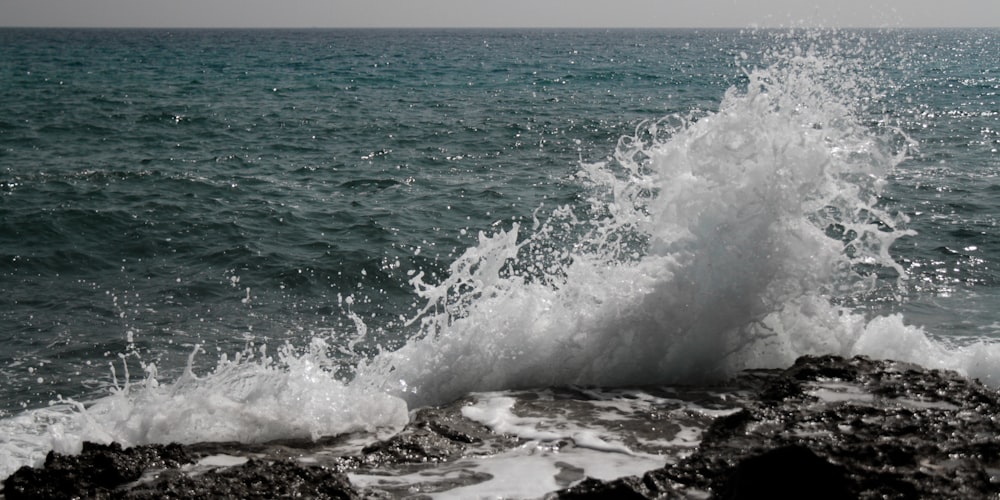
4;31;1000;481
355;37;917;406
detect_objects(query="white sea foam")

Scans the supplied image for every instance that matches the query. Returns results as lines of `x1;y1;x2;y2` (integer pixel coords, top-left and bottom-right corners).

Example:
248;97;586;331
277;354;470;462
348;439;666;500
461;393;636;455
353;40;917;407
0;343;408;480
346;34;1000;417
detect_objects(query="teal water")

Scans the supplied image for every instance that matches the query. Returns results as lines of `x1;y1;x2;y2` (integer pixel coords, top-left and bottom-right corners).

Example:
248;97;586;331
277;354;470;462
0;28;750;411
1;28;999;479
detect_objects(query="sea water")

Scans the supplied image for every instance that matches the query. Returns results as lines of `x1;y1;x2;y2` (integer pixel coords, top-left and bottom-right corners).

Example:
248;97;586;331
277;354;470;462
1;28;999;488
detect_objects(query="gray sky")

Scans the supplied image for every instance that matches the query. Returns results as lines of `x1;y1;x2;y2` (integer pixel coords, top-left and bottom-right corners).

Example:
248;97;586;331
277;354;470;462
0;0;997;28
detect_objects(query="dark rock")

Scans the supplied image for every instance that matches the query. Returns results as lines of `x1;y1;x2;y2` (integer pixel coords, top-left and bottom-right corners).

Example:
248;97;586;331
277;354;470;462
551;475;657;499
786;353;861;382
715;445;852;500
361;426;467;465
3;442;192;500
359;397;518;467
123;459;360;500
553;355;1000;499
3;443;361;499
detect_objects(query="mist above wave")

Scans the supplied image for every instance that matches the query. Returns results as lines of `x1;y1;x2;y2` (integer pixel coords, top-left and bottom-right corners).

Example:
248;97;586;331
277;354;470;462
355;33;917;406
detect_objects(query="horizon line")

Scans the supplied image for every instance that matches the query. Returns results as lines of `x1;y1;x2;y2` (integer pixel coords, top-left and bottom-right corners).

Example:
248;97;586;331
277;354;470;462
2;25;998;30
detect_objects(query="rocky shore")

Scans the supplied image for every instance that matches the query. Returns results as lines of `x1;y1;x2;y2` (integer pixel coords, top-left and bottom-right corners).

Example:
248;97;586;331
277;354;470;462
5;355;1000;499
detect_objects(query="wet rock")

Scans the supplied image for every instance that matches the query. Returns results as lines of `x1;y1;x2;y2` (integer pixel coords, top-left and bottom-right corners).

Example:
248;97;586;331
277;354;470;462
715;445;852;500
359;400;510;466
3;442;193;500
360;426;468;465
124;458;360;500
553;355;1000;499
3;443;361;499
553;475;660;499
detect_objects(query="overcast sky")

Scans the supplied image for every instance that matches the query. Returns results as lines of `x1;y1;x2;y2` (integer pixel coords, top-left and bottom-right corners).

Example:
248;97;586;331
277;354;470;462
0;0;997;28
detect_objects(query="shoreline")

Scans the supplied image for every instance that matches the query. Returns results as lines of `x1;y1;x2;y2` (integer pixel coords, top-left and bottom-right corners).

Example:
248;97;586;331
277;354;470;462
5;355;1000;498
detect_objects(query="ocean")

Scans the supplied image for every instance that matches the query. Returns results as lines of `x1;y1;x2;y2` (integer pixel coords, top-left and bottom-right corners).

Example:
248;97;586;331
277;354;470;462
1;27;998;493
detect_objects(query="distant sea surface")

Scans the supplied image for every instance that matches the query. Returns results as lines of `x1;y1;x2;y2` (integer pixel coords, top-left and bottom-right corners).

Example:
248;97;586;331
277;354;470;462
1;28;999;486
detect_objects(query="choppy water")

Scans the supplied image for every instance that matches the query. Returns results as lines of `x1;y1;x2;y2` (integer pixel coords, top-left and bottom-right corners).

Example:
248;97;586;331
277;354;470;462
1;27;999;486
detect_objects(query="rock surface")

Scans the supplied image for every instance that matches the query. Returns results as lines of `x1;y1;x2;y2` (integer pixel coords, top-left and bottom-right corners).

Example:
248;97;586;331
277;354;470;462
5;355;1000;499
555;355;1000;499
